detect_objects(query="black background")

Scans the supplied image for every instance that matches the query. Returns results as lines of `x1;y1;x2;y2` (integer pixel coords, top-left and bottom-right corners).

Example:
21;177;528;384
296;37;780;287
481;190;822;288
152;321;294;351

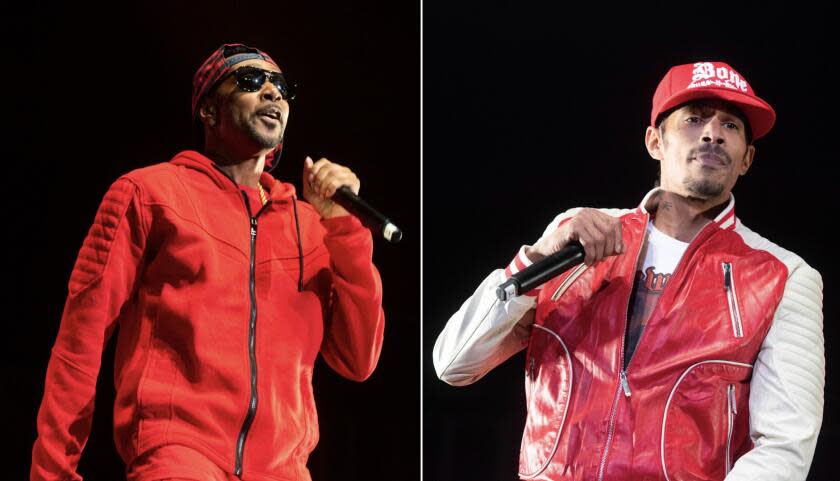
5;2;839;480
423;3;837;481
3;1;419;480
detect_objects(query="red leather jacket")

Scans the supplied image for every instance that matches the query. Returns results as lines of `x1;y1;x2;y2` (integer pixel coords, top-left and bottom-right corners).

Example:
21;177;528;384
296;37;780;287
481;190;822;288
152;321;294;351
31;151;385;481
434;190;824;481
521;205;784;481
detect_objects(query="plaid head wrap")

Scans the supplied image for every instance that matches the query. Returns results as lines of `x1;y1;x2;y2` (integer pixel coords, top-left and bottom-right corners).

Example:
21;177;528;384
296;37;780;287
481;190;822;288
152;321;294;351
191;43;285;170
191;43;280;118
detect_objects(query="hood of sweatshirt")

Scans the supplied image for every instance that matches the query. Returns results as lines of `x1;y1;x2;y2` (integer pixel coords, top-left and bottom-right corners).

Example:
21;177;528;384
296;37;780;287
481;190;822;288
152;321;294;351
171;150;297;204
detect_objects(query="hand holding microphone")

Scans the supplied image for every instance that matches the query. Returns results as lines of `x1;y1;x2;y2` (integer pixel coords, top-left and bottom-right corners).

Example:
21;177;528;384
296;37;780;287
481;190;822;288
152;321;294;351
528;208;624;266
303;156;359;218
496;209;624;300
303;156;402;243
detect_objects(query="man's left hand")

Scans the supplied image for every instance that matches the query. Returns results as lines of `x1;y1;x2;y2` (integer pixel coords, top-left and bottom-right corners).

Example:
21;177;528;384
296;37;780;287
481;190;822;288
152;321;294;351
302;156;361;219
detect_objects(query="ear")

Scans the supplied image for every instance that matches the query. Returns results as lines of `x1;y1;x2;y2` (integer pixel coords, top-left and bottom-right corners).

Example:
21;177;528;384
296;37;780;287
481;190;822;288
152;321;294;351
198;100;217;127
739;145;756;176
645;126;664;161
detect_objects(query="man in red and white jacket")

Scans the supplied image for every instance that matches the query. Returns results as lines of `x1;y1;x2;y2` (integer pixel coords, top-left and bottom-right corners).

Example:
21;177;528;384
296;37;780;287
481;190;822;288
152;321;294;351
31;44;385;481
434;61;823;481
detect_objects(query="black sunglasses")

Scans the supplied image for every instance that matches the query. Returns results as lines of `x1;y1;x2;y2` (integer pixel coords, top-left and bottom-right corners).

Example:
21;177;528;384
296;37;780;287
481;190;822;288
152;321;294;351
229;66;297;100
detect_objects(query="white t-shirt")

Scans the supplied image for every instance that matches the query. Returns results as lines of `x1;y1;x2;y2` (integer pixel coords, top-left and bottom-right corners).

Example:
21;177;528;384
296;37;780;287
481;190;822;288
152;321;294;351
624;220;689;367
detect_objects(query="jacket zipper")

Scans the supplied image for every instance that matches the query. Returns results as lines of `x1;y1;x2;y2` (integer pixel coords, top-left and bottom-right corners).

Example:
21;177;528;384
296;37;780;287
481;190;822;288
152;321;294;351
598;218;717;481
722;262;744;338
597;214;649;481
726;383;737;474
619;371;631;397
234;193;270;477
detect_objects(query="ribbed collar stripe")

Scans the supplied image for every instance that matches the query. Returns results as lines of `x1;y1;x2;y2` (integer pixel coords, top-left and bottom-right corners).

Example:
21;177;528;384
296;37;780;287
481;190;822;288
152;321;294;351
637;188;737;231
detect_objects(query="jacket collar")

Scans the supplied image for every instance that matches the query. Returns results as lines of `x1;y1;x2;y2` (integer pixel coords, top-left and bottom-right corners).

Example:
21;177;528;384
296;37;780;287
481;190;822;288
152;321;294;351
170;150;297;203
636;187;737;231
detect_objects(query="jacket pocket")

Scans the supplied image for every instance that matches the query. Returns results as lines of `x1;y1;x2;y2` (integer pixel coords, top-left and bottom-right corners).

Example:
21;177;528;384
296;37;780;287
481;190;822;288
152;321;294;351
550;264;588;301
518;324;573;479
661;360;752;481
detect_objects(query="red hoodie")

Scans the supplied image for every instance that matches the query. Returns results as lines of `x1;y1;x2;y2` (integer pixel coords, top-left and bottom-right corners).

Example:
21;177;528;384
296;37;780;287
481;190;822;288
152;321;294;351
31;151;385;481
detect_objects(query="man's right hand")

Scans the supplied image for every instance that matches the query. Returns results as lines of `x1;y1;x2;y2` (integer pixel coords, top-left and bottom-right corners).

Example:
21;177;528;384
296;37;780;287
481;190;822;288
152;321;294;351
525;208;625;266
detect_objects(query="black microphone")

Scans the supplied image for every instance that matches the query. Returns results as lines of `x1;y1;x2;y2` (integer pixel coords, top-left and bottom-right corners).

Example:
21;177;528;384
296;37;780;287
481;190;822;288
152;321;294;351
332;186;403;243
496;241;585;301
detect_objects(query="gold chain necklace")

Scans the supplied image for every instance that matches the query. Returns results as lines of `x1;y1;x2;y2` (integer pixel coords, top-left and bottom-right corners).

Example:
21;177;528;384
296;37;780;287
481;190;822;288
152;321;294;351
257;183;269;206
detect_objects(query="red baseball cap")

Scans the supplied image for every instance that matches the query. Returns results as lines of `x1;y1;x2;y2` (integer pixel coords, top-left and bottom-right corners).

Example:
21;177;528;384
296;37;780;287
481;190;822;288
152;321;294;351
651;61;776;141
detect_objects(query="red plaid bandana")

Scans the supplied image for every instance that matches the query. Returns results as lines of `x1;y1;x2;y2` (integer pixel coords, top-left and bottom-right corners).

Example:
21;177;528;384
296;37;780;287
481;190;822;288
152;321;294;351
191;43;280;118
192;44;284;170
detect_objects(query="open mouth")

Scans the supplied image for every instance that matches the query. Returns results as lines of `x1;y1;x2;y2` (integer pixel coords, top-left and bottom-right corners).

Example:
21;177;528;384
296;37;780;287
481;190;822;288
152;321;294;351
256;108;283;124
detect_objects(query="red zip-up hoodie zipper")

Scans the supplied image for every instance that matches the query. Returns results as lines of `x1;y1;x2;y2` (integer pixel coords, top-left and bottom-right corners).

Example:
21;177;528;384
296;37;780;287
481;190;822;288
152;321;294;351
233;190;271;477
208;164;274;477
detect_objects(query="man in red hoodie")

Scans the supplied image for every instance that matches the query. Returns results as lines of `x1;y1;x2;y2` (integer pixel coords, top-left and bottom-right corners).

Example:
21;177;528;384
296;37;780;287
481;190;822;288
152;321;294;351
31;43;385;481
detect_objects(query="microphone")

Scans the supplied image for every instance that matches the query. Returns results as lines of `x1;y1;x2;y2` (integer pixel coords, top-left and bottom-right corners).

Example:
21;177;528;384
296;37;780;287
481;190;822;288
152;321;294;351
333;186;403;243
496;241;585;301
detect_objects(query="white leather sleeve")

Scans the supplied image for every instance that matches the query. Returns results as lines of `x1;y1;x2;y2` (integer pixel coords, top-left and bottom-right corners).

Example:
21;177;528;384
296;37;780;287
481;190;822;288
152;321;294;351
432;268;536;386
432;209;584;386
726;261;825;481
433;207;632;387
